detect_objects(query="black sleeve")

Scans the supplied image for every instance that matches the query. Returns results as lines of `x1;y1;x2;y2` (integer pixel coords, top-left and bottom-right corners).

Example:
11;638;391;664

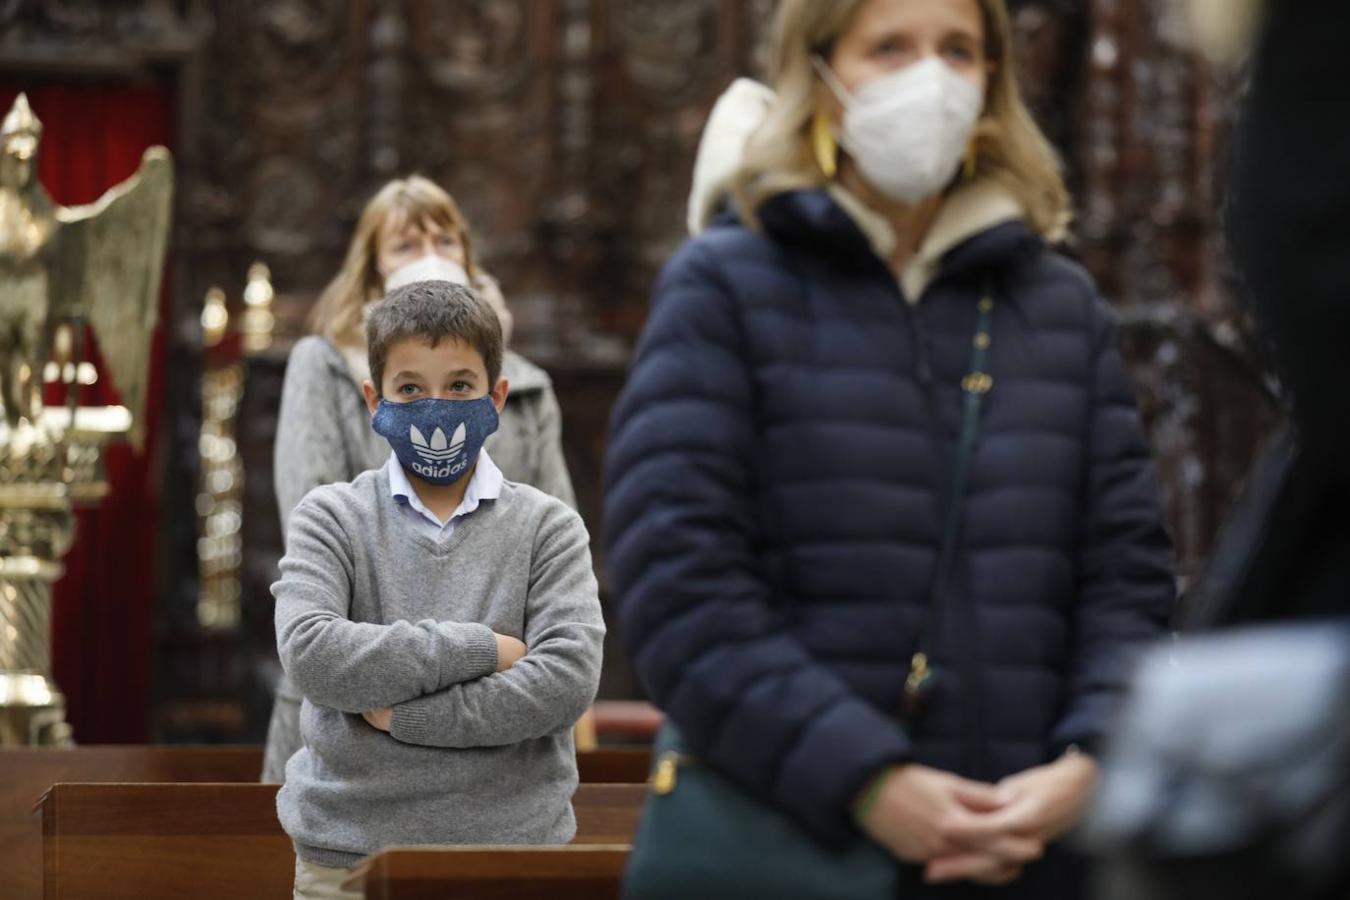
1228;0;1350;473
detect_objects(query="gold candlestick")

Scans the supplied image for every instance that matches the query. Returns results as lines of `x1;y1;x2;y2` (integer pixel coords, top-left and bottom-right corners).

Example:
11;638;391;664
0;407;129;744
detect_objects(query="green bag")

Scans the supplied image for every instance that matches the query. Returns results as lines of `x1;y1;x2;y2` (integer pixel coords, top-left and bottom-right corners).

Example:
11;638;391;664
621;723;899;900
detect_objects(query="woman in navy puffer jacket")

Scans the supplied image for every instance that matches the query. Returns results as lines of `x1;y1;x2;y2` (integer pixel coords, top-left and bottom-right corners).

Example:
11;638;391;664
604;1;1174;896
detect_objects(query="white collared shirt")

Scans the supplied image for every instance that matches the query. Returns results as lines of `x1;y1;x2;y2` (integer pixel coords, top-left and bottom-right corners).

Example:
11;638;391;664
387;449;504;541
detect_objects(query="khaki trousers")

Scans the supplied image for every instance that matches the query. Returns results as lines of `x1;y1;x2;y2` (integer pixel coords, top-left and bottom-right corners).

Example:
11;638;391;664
293;857;362;900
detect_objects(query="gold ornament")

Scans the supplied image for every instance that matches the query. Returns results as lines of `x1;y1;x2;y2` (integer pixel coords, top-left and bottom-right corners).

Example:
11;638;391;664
0;93;173;744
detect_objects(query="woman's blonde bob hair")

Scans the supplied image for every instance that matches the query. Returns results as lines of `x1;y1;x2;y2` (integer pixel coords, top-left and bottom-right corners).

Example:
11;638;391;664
733;0;1070;241
309;175;480;346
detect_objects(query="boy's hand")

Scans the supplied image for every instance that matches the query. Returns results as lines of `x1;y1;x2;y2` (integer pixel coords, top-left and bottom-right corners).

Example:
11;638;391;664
494;633;527;672
362;708;392;732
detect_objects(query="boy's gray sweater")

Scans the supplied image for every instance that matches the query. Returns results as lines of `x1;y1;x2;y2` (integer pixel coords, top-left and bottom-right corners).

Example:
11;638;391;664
272;460;605;868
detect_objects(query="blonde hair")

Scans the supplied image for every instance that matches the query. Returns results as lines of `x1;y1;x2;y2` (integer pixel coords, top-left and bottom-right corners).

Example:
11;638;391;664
733;0;1070;241
309;175;479;346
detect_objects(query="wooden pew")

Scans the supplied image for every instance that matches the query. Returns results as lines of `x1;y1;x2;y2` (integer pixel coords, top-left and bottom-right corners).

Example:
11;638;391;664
39;782;647;899
346;845;630;899
40;783;288;900
570;783;646;845
577;747;650;784
592;701;664;742
1;747;264;900
3;745;648;900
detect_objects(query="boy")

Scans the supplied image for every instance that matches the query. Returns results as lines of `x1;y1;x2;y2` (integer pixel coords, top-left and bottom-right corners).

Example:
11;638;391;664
273;280;605;898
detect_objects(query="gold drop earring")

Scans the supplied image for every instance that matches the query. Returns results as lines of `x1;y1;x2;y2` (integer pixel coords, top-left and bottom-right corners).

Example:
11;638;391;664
811;111;838;179
963;135;980;180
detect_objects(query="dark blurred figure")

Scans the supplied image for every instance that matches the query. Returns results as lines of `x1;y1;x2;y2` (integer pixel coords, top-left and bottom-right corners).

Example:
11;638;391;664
1083;3;1350;898
1183;0;1350;629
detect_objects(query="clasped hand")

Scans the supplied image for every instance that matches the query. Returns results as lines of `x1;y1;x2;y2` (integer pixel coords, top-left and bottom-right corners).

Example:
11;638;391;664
858;753;1097;886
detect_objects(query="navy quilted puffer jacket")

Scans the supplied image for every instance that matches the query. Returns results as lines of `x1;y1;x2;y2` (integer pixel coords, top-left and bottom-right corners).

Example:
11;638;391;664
604;188;1173;879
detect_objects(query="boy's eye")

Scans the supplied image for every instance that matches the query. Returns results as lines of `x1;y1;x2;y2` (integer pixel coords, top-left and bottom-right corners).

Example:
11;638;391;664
397;383;420;396
451;380;473;393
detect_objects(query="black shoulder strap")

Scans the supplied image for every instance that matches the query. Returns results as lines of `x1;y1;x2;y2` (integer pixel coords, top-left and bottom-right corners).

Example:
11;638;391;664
904;290;995;715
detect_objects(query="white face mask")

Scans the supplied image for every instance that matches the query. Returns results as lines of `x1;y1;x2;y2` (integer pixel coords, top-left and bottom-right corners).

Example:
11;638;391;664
383;255;469;293
381;254;516;347
813;56;983;204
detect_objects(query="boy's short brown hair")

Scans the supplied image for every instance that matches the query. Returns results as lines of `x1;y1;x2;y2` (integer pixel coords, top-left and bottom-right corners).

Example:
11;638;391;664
366;281;503;392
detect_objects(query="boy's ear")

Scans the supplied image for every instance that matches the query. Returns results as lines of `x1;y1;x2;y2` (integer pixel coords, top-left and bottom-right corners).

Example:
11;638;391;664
490;376;510;414
362;380;381;415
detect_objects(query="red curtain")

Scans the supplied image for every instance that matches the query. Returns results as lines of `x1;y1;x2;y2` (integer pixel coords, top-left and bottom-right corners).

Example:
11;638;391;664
0;83;172;743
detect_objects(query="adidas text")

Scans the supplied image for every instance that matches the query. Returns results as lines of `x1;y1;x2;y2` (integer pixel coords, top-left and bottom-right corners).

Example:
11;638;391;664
412;458;469;480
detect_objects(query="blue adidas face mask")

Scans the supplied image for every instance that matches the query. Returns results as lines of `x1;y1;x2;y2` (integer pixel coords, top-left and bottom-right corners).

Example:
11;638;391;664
371;395;500;486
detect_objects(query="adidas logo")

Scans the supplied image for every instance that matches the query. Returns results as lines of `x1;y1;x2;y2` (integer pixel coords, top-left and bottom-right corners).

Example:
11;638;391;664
410;423;466;464
409;423;470;480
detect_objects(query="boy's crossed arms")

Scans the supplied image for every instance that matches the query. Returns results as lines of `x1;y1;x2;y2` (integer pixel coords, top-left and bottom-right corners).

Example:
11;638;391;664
275;489;604;749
